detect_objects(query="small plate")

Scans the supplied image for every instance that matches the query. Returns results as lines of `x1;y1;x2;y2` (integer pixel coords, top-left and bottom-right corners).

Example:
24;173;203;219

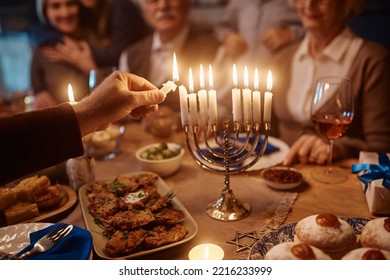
261;167;303;190
248;217;370;260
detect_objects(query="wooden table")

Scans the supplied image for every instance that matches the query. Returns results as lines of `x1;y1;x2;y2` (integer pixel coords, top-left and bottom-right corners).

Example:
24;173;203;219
62;121;376;260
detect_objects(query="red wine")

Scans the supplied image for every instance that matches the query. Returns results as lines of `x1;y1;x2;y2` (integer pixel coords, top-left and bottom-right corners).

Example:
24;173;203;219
312;114;352;140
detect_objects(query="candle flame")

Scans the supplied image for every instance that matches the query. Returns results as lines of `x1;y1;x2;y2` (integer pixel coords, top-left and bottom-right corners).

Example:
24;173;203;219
204;245;210;260
172;52;179;81
254;68;259;90
67;83;75;103
233;64;238;88
208;64;213;90
244;65;249;89
267;70;273;91
199;64;205;89
189;68;194;93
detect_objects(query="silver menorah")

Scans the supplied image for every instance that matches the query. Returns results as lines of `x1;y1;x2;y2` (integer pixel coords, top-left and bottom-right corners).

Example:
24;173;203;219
183;120;271;221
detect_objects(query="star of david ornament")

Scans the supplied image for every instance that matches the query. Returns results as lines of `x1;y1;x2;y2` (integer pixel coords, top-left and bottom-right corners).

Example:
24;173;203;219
227;231;261;252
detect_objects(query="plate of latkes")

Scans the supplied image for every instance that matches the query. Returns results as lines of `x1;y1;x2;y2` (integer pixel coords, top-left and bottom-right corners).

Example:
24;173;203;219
248;217;370;260
79;172;198;259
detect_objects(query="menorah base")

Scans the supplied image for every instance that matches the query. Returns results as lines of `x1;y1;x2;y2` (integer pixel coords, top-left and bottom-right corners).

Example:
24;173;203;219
206;188;251;221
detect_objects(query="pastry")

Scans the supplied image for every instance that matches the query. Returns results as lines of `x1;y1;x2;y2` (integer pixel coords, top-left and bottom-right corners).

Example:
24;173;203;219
342;247;390;260
264;242;331;260
3;202;39;225
294;213;358;259
360;217;390;251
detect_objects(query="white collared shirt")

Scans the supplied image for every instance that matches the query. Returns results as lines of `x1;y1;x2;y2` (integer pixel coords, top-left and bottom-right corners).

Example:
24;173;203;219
287;27;363;124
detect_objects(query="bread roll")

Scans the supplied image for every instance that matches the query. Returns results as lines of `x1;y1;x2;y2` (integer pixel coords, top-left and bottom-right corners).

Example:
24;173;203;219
3;202;39;225
342;247;390;260
14;175;50;201
294;213;358;259
0;187;17;211
264;242;331;260
360;217;390;251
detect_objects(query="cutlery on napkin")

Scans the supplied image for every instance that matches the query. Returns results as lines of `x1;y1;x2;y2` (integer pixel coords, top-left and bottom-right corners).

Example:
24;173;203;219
16;223;92;260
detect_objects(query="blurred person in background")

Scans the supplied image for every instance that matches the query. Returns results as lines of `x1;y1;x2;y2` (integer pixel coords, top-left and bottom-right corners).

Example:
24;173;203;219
119;0;219;111
270;0;390;165
31;0;93;109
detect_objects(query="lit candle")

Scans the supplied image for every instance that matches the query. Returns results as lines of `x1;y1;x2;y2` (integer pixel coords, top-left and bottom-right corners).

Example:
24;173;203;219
208;65;218;125
252;68;261;124
188;243;224;260
67;83;76;105
198;64;208;129
263;70;273;123
160;52;178;95
232;64;242;123
179;85;189;126
242;65;252;123
188;68;198;126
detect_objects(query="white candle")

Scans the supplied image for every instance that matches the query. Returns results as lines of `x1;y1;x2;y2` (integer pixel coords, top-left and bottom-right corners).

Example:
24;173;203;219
179;85;189;126
232;64;242;122
160;52;179;95
188;243;224;260
188;68;198;126
67;83;76;105
198;65;208;129
264;70;273;123
208;65;218;125
242;65;252;123
252;68;261;123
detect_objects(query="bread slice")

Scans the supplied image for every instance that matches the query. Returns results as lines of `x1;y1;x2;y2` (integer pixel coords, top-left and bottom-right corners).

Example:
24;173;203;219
3;202;39;225
36;184;65;209
14;175;50;201
0;188;17;211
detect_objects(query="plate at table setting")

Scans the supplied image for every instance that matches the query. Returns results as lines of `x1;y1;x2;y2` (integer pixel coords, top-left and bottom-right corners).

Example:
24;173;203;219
0;222;52;255
198;135;289;171
78;172;198;259
248;217;370;260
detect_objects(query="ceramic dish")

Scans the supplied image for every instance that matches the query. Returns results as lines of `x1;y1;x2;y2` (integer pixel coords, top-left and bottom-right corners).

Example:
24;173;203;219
248;217;370;260
79;172;198;259
261;167;304;190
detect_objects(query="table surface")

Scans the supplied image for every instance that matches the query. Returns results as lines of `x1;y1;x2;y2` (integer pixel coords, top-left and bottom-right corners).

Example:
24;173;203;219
61;121;376;260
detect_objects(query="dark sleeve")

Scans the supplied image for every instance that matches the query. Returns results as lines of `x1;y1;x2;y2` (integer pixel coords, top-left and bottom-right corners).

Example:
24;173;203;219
91;0;150;67
0;103;84;185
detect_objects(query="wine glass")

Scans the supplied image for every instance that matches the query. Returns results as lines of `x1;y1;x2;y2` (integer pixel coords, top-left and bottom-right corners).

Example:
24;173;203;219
310;76;354;184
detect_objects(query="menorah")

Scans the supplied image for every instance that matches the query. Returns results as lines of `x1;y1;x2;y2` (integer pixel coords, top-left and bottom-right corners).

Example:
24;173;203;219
178;65;273;221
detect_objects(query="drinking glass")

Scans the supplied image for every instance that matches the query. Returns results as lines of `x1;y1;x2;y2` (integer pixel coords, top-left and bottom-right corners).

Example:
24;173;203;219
310;76;354;184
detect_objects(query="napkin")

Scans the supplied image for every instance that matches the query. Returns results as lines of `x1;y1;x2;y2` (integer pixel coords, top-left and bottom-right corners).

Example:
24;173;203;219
198;136;279;166
16;223;92;260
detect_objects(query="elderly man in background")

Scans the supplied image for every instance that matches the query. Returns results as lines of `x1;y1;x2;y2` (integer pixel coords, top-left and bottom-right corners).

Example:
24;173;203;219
119;0;219;111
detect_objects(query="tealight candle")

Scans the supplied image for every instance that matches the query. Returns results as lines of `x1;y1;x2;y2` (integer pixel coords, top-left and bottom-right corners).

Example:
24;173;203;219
242;65;252;124
252;68;261;124
208;65;218;125
160;52;179;96
232;64;242;123
263;70;273;123
188;243;224;260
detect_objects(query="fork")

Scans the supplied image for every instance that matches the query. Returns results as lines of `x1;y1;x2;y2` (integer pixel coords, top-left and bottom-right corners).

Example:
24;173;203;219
18;223;73;259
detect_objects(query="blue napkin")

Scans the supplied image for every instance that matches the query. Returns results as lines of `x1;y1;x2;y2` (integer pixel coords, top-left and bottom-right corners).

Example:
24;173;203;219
198;136;279;165
16;223;92;260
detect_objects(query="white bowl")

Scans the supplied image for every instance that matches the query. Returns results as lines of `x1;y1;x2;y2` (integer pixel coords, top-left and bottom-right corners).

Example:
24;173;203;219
261;166;303;190
135;142;184;177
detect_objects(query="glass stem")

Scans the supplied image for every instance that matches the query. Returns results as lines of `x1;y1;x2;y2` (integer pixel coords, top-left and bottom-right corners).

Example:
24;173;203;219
327;139;334;174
